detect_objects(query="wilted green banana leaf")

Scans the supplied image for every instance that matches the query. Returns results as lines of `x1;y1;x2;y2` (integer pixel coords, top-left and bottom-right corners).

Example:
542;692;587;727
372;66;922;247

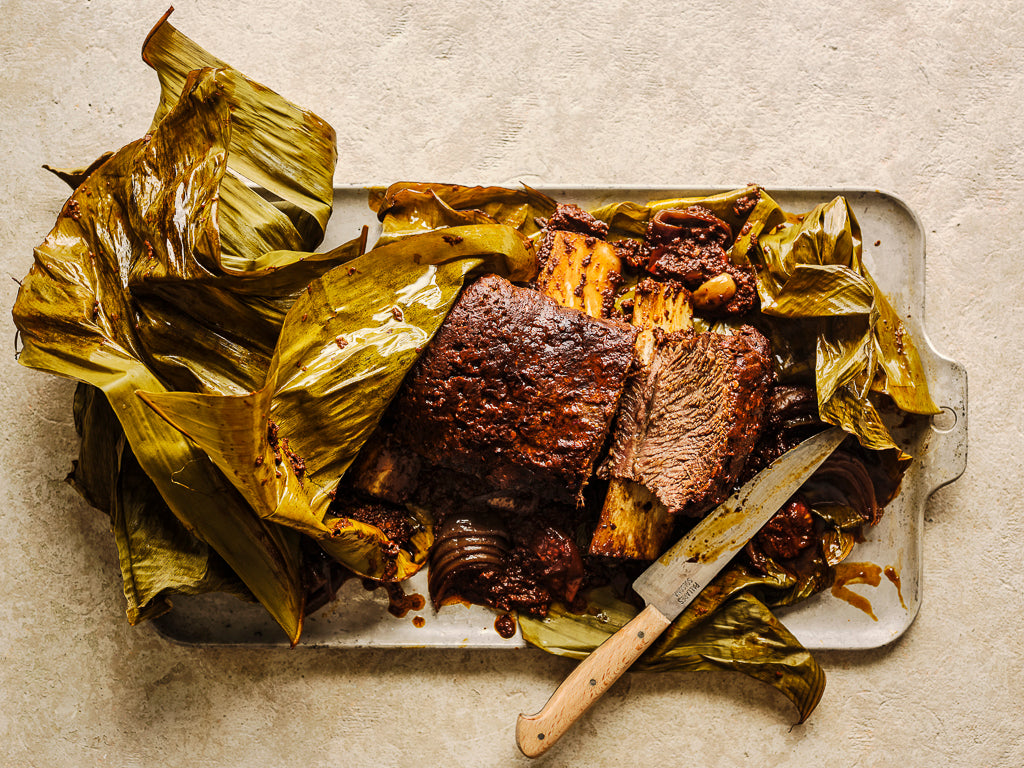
520;588;825;723
42;153;116;190
370;182;556;244
141;224;538;581
143;9;336;263
751;197;938;446
13;68;311;641
69;384;246;624
13;7;354;640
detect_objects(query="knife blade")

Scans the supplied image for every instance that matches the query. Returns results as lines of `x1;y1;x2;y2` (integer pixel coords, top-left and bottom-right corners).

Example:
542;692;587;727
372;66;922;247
515;426;847;758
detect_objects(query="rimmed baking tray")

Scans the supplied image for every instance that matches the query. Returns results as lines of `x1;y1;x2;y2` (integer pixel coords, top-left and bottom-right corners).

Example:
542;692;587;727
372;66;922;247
152;186;967;651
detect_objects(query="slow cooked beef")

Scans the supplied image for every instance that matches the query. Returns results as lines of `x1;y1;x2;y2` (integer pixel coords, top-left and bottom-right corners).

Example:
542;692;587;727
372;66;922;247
385;273;637;503
601;325;774;516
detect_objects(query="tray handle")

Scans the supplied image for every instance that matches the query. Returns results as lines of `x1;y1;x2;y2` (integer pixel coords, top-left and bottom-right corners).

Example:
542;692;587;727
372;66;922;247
918;352;968;497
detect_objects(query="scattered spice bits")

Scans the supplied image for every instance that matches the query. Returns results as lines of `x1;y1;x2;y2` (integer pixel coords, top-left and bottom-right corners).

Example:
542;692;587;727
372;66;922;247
335;335;348;350
893;323;907;355
347;266;361;276
390;306;404;322
441;233;463;246
65;199;82;221
267;419;283;465
733;187;761;217
265;419;308;480
281;438;307;480
613;238;645;270
874;240;881;246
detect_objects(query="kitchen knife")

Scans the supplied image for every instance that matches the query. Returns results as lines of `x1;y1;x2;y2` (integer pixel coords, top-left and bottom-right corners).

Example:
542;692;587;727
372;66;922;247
515;426;848;757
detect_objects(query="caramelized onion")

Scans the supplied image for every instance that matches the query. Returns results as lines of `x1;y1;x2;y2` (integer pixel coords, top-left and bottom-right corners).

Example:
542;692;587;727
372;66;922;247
805;451;880;525
427;511;509;608
648;206;733;246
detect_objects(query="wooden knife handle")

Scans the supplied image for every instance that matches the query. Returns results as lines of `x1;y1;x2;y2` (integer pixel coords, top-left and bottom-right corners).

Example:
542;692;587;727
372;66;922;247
515;603;672;758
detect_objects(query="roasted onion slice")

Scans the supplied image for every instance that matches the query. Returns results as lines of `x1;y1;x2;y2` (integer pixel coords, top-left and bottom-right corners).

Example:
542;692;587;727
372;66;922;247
427;511;510;608
648;205;733;246
805;451;880;525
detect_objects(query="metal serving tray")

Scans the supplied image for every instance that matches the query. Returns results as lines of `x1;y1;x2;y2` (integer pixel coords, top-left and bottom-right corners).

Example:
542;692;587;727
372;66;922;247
152;186;967;651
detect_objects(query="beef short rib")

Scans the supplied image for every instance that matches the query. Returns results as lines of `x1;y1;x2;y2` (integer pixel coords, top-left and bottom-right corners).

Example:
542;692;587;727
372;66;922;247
602;326;773;516
387;274;636;502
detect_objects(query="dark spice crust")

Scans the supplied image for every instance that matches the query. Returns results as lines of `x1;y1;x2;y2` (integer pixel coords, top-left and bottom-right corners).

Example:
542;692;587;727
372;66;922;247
744;495;817;574
733;187;761;217
388;274;636;502
613;238;646;270
330;496;416;555
539;203;610;238
425;496;589;617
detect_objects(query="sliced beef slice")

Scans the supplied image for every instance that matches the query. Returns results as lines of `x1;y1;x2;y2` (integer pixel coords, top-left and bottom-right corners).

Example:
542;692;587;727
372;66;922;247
603;326;773;516
388;274;637;502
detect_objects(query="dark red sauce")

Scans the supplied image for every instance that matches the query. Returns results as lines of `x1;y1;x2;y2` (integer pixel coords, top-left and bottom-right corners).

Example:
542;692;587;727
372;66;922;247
494;613;517;639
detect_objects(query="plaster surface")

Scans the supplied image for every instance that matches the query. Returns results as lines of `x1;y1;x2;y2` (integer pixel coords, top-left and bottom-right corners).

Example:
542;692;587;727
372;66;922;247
0;2;1018;766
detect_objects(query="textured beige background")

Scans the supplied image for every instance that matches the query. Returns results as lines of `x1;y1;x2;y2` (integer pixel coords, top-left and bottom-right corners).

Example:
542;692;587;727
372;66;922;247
1;1;1017;766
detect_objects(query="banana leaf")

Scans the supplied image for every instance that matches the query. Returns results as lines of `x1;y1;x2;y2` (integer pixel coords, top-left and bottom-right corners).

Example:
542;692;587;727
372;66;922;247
42;153;116;189
140;224;538;581
520;587;824;723
142;9;336;263
12;14;347;640
369;182;557;244
68;383;246;624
